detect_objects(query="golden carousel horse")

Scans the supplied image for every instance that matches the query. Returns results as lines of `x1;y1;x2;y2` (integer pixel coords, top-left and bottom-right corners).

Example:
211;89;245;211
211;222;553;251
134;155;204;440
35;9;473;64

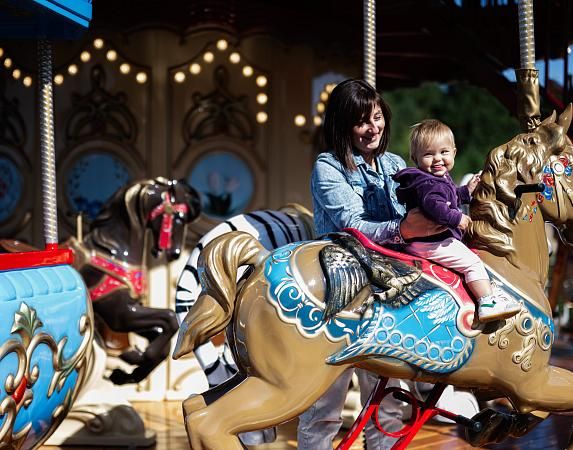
174;107;573;449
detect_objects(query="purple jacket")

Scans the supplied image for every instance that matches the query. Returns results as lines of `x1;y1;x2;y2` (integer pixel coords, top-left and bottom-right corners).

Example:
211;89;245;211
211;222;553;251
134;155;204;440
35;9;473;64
393;168;471;242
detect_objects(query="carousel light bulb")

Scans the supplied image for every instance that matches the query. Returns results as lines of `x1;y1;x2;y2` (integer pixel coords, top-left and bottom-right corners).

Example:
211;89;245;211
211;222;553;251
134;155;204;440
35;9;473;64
313;115;323;126
174;71;186;83
294;114;306;127
68;64;78;75
120;63;131;74
80;51;91;62
3;58;12;68
93;38;104;49
216;39;228;51
106;50;118;61
256;111;268;123
54;74;64;85
256;93;268;105
229;52;241;64
325;83;335;93
0;48;4;58
23;76;32;87
316;102;325;113
136;72;147;84
203;51;214;63
189;63;201;74
12;69;21;79
320;91;329;102
256;75;267;87
242;65;253;77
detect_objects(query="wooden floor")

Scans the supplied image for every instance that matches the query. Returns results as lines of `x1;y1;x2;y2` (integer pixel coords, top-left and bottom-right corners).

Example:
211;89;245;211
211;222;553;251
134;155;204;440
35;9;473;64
43;331;573;450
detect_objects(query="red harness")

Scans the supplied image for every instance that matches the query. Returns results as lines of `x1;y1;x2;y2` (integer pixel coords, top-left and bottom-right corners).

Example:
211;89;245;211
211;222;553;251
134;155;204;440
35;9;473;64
148;191;189;251
88;253;146;301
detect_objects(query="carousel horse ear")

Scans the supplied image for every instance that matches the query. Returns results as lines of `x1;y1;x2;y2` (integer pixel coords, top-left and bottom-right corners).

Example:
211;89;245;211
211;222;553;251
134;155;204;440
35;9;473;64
540;110;557;127
558;104;573;132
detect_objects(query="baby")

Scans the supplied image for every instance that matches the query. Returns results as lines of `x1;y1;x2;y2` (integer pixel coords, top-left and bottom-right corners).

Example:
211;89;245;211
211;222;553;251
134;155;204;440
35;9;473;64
393;119;521;322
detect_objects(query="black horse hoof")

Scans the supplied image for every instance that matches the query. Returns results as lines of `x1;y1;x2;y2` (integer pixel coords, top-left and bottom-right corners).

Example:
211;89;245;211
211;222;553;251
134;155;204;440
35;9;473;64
465;408;512;447
109;368;134;385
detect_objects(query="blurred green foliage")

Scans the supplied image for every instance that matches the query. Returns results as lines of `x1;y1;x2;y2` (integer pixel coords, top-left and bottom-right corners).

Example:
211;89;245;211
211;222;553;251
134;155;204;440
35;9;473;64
384;81;520;182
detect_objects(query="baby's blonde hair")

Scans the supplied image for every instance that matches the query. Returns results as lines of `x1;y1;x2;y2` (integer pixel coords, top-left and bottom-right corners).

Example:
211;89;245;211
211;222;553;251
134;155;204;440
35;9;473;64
409;119;456;163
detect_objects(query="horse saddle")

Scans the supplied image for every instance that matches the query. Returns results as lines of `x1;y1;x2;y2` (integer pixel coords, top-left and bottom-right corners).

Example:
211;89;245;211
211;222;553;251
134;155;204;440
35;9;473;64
320;229;479;373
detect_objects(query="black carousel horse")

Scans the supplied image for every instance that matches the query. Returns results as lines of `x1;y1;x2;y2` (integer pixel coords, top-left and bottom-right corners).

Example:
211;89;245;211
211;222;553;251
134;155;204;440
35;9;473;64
62;177;201;384
69;178;200;384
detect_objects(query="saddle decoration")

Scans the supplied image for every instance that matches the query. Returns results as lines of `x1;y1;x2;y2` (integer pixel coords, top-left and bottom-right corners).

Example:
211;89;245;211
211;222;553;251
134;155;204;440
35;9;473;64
264;229;553;374
263;238;475;373
148;191;190;250
65;238;146;301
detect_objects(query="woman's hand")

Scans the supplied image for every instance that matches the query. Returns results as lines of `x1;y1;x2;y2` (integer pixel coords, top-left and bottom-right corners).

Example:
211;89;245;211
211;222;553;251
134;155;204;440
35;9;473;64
400;208;446;240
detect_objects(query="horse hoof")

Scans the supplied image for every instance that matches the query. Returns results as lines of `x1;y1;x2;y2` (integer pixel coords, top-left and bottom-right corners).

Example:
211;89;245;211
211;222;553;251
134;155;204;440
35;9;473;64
109;368;133;385
183;394;207;417
465;408;511;446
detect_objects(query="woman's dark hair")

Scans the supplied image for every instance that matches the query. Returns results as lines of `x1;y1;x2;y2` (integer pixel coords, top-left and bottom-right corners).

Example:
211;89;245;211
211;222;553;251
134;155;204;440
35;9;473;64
323;79;392;171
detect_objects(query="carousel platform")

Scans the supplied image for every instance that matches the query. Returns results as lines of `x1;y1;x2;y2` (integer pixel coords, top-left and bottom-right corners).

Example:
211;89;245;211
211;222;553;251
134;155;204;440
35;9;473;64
43;330;573;450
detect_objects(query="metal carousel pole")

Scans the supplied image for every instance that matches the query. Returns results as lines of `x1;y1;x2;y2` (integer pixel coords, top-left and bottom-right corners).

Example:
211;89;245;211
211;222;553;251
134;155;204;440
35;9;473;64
364;0;376;88
515;0;541;131
38;39;59;249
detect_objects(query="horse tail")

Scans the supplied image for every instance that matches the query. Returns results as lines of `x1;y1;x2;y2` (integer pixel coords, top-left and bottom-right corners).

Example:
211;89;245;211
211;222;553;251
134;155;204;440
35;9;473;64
173;231;268;359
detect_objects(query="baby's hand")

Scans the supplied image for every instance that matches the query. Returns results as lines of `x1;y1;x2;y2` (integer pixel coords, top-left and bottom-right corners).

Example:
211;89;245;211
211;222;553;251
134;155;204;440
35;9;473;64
459;214;472;231
466;172;481;194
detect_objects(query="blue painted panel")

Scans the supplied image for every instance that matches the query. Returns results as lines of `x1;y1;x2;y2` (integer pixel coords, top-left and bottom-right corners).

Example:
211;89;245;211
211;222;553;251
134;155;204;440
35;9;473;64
0;0;92;39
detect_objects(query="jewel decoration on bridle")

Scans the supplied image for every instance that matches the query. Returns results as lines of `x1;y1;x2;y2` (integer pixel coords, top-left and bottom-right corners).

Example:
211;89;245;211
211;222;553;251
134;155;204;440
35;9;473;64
148;189;190;250
522;156;573;223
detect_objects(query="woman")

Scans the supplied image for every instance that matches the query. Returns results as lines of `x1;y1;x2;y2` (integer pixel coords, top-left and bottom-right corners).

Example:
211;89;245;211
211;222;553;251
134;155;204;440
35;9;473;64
298;79;442;450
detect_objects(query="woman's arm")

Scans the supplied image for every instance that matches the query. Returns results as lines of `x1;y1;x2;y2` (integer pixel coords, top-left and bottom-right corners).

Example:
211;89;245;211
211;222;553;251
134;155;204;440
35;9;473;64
311;158;402;243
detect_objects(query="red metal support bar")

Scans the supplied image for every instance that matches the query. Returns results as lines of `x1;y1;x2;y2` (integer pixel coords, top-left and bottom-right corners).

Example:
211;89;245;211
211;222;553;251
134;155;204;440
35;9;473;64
0;245;73;271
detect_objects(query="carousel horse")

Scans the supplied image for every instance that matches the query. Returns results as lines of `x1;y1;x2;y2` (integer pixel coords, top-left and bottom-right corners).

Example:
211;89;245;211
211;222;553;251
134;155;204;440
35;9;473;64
66;177;201;385
2;178;201;385
173;107;573;449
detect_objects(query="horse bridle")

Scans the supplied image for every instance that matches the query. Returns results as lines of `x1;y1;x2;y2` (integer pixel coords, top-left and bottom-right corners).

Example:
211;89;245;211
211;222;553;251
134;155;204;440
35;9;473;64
542;155;573;245
147;187;190;251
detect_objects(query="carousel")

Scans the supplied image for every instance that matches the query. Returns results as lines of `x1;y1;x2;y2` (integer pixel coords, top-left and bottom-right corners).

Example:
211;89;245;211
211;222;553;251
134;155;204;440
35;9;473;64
1;0;573;450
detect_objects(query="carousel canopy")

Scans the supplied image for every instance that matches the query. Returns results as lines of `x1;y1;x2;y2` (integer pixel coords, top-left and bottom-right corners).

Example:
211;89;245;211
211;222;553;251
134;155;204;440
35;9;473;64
89;0;571;109
0;0;92;39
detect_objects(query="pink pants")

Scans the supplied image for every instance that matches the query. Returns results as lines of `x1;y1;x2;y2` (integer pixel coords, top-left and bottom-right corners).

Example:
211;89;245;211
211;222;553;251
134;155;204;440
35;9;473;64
406;237;488;283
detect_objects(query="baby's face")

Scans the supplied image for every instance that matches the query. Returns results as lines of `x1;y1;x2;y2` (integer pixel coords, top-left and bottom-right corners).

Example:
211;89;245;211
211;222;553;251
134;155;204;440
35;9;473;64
416;135;456;177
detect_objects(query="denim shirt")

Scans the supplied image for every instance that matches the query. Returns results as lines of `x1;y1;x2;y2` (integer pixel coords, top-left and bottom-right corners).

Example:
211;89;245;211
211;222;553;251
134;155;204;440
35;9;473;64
311;150;407;244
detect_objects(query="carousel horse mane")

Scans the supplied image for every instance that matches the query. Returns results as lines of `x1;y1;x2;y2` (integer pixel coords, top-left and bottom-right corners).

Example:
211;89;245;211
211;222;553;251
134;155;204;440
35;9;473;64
467;115;571;263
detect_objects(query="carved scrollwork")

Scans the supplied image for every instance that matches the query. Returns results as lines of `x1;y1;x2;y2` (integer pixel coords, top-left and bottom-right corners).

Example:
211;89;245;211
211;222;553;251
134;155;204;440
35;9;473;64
182;65;254;143
0;303;93;449
487;308;553;372
65;65;137;145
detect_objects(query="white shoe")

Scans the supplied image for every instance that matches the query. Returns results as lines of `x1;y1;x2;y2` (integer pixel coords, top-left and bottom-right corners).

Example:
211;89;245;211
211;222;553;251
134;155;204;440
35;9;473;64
478;293;521;323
